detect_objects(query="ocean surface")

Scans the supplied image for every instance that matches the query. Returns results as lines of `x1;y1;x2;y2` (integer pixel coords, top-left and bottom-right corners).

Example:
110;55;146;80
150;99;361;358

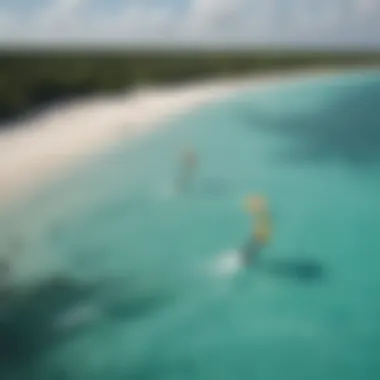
2;70;380;380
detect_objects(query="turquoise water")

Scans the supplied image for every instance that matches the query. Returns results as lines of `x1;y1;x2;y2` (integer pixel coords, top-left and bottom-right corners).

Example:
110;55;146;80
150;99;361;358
3;71;380;380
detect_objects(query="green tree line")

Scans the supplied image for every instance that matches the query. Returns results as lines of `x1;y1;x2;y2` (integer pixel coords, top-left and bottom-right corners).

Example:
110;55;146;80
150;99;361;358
0;50;379;125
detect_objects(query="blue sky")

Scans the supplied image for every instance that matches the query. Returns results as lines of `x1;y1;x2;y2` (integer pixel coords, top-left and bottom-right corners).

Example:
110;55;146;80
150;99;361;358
0;0;379;47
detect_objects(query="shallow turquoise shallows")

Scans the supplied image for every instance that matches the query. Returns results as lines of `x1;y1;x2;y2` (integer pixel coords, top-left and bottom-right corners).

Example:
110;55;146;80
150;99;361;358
3;71;380;380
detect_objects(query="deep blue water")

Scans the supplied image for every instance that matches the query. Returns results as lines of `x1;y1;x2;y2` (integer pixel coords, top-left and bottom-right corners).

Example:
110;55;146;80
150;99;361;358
2;70;380;380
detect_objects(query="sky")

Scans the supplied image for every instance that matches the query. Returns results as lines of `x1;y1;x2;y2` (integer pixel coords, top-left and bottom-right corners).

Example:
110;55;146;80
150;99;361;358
0;0;379;48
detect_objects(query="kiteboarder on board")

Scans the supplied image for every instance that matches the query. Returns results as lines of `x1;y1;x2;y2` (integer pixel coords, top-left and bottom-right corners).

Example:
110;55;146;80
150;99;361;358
241;195;272;265
176;147;198;194
239;196;324;281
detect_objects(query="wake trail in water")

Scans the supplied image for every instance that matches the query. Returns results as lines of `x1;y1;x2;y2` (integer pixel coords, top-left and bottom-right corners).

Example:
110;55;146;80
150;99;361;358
210;249;243;278
154;182;179;200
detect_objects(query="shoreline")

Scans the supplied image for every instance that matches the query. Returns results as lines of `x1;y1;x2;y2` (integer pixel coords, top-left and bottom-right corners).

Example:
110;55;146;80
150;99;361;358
0;67;376;204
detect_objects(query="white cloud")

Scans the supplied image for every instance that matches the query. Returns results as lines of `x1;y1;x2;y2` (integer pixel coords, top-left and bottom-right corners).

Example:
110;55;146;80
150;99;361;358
292;0;341;31
189;0;244;22
0;0;379;46
38;0;89;28
354;0;378;14
183;0;249;34
120;3;177;33
0;9;13;29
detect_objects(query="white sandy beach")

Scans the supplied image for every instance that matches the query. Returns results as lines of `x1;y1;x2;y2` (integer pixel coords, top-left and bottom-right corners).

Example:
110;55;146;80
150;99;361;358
0;68;357;204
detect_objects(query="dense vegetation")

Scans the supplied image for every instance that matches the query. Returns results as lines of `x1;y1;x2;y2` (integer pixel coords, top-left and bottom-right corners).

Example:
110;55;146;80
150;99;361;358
0;50;379;124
